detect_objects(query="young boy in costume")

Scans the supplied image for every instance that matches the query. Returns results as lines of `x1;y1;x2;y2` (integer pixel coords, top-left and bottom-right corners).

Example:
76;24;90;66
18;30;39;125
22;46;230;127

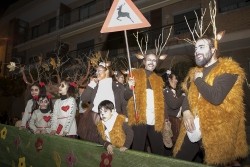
97;100;133;154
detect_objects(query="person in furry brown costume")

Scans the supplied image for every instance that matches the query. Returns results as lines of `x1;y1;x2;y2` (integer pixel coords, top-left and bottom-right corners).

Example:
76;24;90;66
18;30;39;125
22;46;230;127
125;52;167;155
173;37;248;166
97;100;133;154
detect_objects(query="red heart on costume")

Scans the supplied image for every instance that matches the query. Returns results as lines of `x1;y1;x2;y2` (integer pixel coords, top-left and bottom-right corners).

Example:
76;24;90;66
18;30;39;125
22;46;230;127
61;105;69;112
43;116;51;122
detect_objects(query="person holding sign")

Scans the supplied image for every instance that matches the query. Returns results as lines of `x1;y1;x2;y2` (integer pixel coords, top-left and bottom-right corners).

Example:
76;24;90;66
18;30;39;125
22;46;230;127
125;51;167;155
124;33;172;156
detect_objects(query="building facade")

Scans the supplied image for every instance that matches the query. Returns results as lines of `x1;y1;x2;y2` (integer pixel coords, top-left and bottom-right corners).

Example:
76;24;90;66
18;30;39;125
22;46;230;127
0;0;250;122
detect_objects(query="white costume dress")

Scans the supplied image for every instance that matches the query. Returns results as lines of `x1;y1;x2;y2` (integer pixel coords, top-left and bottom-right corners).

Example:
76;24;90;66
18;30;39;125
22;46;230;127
51;97;77;136
29;109;52;133
21;99;33;127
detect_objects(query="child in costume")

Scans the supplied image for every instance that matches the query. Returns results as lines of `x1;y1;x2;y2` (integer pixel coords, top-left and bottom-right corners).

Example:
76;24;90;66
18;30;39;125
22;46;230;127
20;82;46;130
50;80;77;138
29;94;53;134
97;100;133;154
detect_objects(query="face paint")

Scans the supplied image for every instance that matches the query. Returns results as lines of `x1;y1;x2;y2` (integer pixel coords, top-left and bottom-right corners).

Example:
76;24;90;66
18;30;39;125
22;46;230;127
99;107;113;122
96;66;108;81
59;82;68;95
38;97;49;109
31;85;40;97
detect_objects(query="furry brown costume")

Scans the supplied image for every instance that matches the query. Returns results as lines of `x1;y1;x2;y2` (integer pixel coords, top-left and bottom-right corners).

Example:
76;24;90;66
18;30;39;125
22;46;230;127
173;58;248;165
127;69;165;132
97;114;126;147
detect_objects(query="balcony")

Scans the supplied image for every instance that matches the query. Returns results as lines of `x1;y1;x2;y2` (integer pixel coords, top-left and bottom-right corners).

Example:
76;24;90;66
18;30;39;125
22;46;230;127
16;0;113;46
66;20;195;60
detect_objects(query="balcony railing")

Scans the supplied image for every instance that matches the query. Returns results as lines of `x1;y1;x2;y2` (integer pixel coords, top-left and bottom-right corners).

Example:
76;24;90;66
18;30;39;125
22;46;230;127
16;0;113;46
66;20;195;60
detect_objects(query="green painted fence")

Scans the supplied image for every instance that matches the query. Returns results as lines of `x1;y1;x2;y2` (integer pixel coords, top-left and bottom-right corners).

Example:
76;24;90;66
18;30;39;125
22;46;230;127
0;124;212;167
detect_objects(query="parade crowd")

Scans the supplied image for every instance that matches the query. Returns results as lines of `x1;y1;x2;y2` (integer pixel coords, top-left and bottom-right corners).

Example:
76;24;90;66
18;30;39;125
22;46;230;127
4;36;246;167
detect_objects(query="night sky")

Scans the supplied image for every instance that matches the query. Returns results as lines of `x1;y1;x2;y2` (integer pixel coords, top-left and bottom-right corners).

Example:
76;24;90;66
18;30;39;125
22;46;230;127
0;0;19;17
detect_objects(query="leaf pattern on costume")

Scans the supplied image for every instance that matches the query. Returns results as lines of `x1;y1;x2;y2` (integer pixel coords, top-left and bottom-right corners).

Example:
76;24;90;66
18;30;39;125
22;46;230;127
53;151;61;167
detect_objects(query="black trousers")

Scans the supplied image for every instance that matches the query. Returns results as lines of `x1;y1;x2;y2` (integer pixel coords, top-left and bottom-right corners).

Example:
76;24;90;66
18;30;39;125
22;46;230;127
132;124;163;155
175;134;204;162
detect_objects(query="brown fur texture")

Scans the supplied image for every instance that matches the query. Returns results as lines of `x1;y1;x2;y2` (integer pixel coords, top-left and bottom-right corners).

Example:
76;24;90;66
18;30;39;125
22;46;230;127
97;114;126;147
173;58;248;165
127;69;165;132
77;110;100;143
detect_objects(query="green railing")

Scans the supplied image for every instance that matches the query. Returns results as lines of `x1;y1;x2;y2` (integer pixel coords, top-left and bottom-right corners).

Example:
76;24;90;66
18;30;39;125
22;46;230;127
0;124;212;167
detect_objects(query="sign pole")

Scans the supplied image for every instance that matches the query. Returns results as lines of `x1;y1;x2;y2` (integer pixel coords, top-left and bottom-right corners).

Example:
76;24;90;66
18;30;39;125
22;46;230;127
124;30;138;120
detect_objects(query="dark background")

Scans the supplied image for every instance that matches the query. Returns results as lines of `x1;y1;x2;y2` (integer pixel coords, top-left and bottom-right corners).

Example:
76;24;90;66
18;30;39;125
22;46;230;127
0;0;19;17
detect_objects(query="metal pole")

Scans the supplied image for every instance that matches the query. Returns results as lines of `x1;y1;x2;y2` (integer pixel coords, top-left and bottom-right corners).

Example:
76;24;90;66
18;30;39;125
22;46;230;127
124;30;138;120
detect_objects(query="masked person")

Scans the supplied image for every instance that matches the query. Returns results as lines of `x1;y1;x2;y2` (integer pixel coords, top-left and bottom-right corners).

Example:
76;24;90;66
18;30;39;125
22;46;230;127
50;80;77;138
29;94;53;134
20;82;46;130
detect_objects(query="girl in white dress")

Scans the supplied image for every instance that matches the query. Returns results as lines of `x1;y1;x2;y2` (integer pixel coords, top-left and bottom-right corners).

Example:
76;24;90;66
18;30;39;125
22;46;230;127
29;94;53;134
50;80;77;138
20;82;46;130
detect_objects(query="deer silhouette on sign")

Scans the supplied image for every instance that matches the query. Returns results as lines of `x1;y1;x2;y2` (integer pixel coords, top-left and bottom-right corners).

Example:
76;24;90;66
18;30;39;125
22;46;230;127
117;3;134;23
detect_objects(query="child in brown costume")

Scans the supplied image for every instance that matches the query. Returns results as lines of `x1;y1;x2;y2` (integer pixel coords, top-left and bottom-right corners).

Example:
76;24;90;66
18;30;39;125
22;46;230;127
97;100;133;154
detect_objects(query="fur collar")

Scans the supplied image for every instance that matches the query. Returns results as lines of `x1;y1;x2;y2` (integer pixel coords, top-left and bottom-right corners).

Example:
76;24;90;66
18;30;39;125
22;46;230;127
174;57;248;165
127;69;165;132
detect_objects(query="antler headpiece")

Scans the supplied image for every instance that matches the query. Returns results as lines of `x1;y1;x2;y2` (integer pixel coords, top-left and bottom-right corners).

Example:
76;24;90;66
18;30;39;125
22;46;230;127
133;26;172;60
89;51;111;69
176;0;225;49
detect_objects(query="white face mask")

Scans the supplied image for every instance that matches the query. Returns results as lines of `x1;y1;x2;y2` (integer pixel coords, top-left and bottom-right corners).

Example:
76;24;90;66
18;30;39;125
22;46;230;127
96;66;108;81
38;98;49;109
58;82;68;95
99;108;113;122
31;86;40;97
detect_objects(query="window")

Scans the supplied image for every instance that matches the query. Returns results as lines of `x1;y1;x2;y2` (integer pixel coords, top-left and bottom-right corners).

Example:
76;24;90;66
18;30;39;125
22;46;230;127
13;51;26;64
49;18;57;32
174;8;201;35
79;1;96;20
32;26;38;39
77;39;94;57
17;19;29;44
29;56;39;63
46;43;69;59
218;0;250;13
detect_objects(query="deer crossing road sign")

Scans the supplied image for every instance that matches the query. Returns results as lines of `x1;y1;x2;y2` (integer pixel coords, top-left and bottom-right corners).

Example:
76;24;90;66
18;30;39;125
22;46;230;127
101;0;151;33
